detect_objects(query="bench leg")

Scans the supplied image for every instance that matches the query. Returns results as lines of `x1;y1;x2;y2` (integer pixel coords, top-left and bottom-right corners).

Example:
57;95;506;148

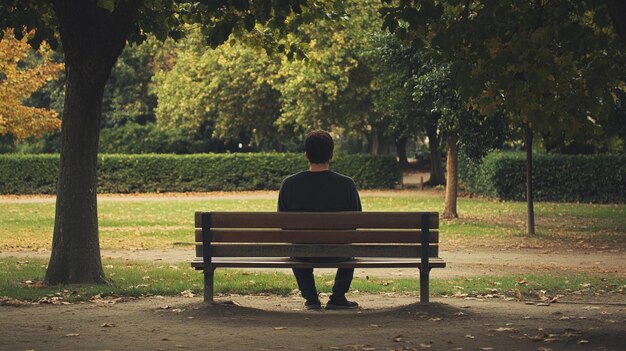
419;268;430;304
204;267;215;303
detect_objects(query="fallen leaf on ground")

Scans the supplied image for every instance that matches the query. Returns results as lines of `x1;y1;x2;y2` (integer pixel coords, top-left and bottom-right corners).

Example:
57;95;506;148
489;327;518;333
180;289;195;298
65;333;80;337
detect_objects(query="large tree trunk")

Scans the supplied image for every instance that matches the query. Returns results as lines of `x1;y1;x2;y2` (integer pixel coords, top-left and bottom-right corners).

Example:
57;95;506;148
443;134;459;219
525;124;535;236
45;56;110;284
426;124;446;186
45;0;139;285
395;136;409;167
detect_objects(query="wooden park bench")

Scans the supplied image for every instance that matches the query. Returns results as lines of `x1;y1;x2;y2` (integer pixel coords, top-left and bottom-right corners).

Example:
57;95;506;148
192;211;445;304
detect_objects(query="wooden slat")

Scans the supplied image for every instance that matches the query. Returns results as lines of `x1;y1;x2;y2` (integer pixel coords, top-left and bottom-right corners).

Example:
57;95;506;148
195;212;439;230
191;257;446;269
194;228;439;243
195;244;439;258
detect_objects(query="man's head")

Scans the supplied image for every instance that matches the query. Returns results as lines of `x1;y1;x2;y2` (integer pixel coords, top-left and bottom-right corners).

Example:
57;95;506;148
305;130;334;164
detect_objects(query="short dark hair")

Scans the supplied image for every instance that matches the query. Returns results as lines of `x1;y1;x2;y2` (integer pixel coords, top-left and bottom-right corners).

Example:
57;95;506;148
305;130;334;164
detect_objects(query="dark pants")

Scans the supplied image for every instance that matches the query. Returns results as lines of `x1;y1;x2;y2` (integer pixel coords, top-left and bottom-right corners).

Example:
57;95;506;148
292;268;354;301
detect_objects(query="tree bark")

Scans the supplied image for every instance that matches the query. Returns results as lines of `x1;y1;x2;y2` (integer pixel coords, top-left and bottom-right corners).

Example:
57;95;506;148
377;132;390;154
443;134;459;219
426;124;446;186
369;128;379;155
45;56;110;284
525;123;536;236
45;0;139;285
395;136;409;167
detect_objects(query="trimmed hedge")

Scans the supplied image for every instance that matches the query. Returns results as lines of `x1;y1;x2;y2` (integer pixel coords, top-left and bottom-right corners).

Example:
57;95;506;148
0;153;401;194
459;152;626;203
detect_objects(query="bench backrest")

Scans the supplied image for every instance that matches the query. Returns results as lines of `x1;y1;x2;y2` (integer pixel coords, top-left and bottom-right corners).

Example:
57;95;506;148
194;212;439;259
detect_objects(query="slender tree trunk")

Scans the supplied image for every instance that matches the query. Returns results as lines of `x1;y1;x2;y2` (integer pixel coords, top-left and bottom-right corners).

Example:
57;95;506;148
369;128;379;155
396;136;409;167
377;130;390;154
525;123;535;236
45;0;139;285
426;124;445;186
443;134;459;219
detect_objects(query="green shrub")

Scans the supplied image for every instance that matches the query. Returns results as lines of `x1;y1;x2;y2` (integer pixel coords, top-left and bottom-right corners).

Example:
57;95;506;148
459;151;626;203
99;124;208;154
0;154;59;194
0;153;401;194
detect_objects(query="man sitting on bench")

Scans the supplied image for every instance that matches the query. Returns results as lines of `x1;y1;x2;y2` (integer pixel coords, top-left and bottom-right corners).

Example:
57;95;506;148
277;130;362;310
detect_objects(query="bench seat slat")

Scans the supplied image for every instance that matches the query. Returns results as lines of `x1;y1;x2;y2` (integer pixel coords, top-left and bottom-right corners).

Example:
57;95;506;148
195;212;439;230
196;244;439;258
194;229;439;243
191;257;446;269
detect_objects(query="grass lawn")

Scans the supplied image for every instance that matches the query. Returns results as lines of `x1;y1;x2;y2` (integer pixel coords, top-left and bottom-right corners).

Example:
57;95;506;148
1;257;624;303
1;191;624;250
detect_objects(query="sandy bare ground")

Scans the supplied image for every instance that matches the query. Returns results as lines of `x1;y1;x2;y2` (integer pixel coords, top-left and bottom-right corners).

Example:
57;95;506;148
2;246;626;280
2;294;625;351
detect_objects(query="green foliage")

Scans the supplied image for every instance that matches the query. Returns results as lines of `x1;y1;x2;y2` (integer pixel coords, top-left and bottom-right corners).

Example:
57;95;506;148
274;3;374;136
0;153;401;194
382;0;626;146
99;124;209;154
0;154;58;194
459;152;626;203
154;29;284;149
27;36;170;128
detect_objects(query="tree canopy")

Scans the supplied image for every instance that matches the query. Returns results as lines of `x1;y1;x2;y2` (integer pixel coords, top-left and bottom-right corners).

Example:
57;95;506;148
0;29;62;140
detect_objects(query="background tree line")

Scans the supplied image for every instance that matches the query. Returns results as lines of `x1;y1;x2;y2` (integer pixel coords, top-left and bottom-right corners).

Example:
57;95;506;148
5;1;623;162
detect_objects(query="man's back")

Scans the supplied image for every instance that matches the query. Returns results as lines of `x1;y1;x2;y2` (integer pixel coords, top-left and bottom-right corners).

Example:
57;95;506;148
278;129;361;309
278;170;361;212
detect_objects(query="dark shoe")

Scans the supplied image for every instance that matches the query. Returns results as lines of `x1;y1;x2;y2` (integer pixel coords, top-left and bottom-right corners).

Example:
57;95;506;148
326;297;359;310
304;299;322;310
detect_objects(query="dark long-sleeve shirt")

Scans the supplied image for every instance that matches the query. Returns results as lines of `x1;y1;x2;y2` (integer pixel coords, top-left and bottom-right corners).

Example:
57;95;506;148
277;170;362;212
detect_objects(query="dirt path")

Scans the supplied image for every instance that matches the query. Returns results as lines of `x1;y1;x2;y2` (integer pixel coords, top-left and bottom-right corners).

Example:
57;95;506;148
3;247;625;279
2;294;625;351
0;189;441;203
